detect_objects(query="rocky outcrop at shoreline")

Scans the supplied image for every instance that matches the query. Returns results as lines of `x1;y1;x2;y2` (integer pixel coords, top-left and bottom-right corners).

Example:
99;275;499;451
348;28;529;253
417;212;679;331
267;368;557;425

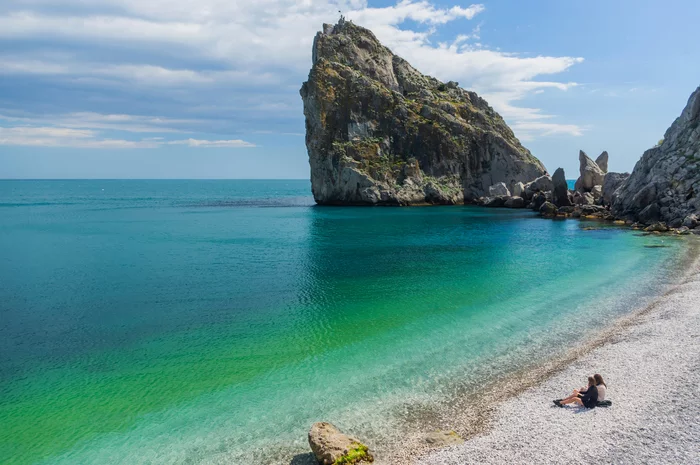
479;86;700;236
300;21;699;234
300;19;547;205
612;86;700;227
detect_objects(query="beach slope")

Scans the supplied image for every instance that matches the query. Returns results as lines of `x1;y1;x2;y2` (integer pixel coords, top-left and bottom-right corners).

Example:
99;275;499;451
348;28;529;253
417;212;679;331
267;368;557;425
420;253;700;464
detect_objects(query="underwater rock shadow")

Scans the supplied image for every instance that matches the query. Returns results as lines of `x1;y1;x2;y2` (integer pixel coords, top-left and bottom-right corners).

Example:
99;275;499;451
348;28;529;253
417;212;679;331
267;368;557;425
289;452;317;465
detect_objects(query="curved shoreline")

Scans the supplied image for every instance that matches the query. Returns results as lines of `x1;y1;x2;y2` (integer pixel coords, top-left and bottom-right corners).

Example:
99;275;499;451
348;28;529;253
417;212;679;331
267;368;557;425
356;237;700;464
396;237;700;464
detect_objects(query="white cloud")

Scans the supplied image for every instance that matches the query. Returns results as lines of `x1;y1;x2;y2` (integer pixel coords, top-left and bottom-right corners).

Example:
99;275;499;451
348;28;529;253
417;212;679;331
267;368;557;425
0;123;256;149
0;126;160;148
510;122;585;142
0;111;196;134
0;0;584;141
167;138;256;148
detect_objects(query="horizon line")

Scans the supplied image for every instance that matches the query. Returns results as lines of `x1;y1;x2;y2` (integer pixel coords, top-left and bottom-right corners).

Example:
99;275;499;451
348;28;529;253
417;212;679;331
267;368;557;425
0;178;313;181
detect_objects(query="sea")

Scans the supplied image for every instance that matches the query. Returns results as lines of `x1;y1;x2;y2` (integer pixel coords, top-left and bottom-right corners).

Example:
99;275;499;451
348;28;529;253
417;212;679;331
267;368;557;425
0;179;686;464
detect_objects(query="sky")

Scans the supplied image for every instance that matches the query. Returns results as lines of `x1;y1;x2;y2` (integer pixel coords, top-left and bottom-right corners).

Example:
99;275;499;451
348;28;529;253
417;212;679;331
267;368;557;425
1;0;699;179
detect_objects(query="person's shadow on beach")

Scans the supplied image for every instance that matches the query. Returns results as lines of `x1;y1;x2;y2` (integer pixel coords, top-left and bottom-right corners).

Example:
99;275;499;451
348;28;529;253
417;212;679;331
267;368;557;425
551;404;598;414
571;407;598;414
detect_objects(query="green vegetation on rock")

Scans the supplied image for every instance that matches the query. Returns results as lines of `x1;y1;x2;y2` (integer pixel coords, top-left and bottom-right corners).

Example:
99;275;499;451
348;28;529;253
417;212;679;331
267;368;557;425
333;443;373;465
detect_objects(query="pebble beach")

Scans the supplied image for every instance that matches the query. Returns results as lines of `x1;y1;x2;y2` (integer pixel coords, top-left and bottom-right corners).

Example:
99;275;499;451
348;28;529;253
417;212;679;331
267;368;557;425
417;244;700;464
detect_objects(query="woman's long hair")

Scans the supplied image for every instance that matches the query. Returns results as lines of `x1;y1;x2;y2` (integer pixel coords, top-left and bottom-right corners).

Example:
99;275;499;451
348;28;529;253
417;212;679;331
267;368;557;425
587;376;596;387
594;373;606;387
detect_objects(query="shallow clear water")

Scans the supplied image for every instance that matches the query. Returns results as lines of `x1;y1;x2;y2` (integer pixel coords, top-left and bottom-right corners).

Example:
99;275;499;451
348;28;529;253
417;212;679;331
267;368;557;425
0;180;685;464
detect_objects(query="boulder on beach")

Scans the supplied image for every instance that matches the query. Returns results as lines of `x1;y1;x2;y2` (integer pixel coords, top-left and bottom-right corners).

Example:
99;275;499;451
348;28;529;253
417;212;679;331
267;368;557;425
308;422;373;465
574;150;606;193
489;182;511;197
552;168;572;207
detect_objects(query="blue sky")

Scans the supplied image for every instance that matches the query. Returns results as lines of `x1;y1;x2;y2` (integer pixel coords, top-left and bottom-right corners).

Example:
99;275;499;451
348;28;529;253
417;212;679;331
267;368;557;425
1;0;698;179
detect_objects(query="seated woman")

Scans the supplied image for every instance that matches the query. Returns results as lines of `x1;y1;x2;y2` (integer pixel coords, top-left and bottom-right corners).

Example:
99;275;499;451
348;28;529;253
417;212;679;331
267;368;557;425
555;373;607;405
554;376;598;408
593;373;607;401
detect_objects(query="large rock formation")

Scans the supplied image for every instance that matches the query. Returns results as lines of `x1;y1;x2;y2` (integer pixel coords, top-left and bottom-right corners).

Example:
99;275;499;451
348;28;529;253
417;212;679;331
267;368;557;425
613;86;700;225
300;20;547;205
574;151;605;193
308;422;373;465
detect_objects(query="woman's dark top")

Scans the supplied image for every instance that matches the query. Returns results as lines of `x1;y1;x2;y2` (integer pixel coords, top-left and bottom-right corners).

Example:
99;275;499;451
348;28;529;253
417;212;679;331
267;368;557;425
579;384;599;408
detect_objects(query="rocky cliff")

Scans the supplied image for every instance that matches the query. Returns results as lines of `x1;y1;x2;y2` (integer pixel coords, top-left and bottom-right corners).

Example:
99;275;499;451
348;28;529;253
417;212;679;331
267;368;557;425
300;20;547;205
613;86;700;226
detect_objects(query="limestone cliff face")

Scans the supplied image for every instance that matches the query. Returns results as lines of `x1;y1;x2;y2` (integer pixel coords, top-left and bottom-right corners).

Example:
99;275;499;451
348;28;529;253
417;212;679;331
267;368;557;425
299;20;547;205
613;86;700;225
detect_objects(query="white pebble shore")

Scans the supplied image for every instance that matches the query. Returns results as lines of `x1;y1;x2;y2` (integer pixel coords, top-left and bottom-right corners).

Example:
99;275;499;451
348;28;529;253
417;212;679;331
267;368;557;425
417;257;700;464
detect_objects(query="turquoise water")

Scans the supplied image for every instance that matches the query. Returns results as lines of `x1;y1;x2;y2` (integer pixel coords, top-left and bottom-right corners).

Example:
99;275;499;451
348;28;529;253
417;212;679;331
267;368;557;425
0;180;685;464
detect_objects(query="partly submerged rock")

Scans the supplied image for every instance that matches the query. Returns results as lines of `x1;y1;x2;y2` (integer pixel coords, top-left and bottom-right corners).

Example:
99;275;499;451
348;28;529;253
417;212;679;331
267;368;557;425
308;422;373;465
423;430;464;446
644;222;670;232
574;150;606;193
300;20;547;206
552;167;572;207
504;196;526;208
539;201;558;217
613;86;700;224
483;196;508;208
558;206;576;214
489;182;511;197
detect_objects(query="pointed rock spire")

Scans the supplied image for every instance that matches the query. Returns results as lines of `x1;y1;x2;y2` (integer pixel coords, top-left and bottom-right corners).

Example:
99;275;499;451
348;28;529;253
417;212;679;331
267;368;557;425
574;150;605;193
595;151;609;173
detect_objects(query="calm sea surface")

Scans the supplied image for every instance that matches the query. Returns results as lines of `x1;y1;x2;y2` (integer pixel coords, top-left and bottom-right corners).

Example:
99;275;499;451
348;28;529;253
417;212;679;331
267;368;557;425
0;180;685;464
